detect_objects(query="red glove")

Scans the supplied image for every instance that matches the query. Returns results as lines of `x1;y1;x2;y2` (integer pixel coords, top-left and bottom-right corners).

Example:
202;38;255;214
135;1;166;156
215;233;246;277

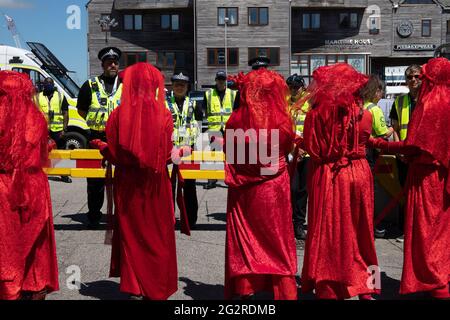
90;139;107;151
47;138;57;153
211;136;224;147
179;146;192;158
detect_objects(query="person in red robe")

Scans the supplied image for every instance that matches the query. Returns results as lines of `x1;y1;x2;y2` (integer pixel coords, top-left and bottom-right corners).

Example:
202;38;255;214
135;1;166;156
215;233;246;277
0;71;59;300
223;68;298;300
91;63;177;300
370;58;450;299
299;64;380;300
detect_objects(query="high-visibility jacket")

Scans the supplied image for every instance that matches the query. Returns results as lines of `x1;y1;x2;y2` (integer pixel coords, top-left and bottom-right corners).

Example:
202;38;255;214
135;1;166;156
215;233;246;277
86;77;123;132
288;94;310;158
38;91;64;132
288;94;310;136
206;88;236;132
364;101;389;138
394;94;411;141
166;95;199;147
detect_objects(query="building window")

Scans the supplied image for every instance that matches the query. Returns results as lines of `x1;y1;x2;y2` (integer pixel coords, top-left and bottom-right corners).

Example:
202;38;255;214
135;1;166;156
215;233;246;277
447;20;450;34
161;14;180;31
248;7;269;26
207;48;239;66
302;13;320;30
124;14;142;31
422;19;431;37
339;13;358;29
248;47;280;66
218;7;238;25
156;52;186;70
120;52;148;68
291;54;367;85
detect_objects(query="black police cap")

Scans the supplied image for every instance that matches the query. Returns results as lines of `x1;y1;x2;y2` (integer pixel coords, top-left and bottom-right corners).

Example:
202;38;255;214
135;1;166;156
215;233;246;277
98;47;122;62
248;56;270;70
171;72;190;83
286;74;306;87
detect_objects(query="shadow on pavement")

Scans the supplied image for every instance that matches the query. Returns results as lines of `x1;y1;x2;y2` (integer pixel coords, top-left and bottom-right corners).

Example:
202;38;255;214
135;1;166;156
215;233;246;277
79;280;128;300
175;220;226;232
179;277;224;300
206;213;226;223
53;213;108;231
374;272;429;300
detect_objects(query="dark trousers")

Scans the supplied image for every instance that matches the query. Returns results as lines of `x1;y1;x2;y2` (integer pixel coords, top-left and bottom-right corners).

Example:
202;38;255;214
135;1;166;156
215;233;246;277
396;157;409;232
49;131;65;149
86;130;106;223
366;148;385;229
171;168;199;227
291;157;309;227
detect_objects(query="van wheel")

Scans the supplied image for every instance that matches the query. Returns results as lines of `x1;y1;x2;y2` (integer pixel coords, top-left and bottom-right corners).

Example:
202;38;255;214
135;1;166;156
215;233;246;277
64;132;88;149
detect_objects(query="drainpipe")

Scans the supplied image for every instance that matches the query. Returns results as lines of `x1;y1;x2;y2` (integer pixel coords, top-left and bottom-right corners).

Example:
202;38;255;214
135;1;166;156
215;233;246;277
193;0;198;90
289;0;292;76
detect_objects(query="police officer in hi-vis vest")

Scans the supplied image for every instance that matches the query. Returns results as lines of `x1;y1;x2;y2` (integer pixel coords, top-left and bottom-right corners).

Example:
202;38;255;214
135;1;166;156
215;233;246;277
77;47;123;229
167;72;200;229
287;74;310;241
203;71;237;190
389;64;422;242
37;77;72;183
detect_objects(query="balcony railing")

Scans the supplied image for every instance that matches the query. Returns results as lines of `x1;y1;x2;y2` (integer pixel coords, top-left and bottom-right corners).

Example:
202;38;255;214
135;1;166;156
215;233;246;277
291;0;368;8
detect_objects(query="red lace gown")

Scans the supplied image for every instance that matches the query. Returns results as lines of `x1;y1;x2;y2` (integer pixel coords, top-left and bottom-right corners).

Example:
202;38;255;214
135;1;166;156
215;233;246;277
301;108;380;299
0;107;59;299
224;115;298;300
385;145;450;298
100;108;178;300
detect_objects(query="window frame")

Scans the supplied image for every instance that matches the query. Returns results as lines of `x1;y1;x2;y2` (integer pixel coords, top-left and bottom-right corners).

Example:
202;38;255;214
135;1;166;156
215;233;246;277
207;48;240;67
120;52;148;69
248;47;280;66
160;13;181;31
156;51;186;70
339;12;359;29
217;7;239;26
248;7;269;26
421;19;431;37
123;14;143;31
302;13;321;30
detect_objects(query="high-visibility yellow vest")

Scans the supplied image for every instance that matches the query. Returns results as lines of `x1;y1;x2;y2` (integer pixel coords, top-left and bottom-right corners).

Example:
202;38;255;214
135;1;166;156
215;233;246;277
38;91;64;132
86;77;123;132
206;88;236;132
394;94;411;141
288;94;310;136
166;95;199;147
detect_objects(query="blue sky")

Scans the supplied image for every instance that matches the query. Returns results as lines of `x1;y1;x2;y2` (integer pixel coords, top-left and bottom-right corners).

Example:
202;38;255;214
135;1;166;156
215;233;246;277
0;0;88;84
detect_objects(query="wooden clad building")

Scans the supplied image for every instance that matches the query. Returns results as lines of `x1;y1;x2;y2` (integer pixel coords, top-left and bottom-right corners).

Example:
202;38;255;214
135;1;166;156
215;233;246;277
86;0;450;89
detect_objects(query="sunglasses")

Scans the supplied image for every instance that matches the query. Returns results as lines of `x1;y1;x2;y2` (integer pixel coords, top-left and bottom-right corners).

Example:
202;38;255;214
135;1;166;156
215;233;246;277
407;75;420;81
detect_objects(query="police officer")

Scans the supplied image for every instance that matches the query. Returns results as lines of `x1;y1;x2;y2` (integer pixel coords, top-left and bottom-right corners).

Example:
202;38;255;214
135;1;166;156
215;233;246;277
389;64;422;242
167;72;200;229
203;71;237;190
38;77;72;183
287;74;309;240
77;47;123;229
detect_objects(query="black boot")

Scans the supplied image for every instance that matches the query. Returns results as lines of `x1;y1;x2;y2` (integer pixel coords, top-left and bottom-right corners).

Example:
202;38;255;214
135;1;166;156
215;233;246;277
203;179;217;190
294;225;307;240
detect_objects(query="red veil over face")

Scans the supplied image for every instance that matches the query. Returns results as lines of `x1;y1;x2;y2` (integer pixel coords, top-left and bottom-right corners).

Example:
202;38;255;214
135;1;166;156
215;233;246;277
299;63;369;159
0;71;45;212
229;68;292;131
405;58;450;194
116;62;168;172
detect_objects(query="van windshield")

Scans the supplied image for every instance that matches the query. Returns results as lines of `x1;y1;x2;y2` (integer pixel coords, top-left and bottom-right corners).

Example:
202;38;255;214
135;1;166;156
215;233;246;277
27;42;80;98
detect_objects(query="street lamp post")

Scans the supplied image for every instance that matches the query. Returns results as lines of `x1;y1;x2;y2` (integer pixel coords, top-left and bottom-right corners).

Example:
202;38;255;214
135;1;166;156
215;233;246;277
224;17;229;88
98;15;118;44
